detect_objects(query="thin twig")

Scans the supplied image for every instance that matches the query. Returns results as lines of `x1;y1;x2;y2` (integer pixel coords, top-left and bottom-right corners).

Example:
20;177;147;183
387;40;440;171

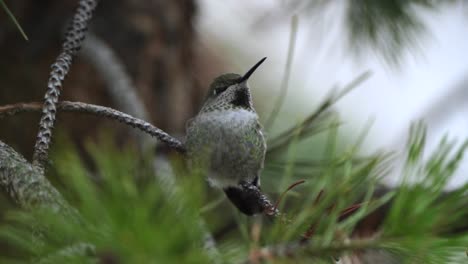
264;15;298;131
0;101;185;153
32;0;99;170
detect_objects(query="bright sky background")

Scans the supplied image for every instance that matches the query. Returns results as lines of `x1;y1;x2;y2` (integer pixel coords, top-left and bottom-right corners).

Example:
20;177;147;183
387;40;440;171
197;0;468;188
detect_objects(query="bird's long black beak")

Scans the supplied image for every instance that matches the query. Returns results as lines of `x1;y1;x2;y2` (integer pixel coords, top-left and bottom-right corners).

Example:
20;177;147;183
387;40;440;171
239;57;267;83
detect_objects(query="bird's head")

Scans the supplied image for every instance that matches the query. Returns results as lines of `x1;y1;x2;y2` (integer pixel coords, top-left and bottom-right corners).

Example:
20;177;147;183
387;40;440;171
200;57;266;113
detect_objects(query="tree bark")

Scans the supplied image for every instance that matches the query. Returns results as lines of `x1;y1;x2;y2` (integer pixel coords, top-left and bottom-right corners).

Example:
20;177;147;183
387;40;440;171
0;140;79;219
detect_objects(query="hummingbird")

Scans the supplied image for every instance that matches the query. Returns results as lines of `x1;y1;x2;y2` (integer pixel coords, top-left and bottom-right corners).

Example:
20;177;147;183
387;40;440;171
185;57;268;215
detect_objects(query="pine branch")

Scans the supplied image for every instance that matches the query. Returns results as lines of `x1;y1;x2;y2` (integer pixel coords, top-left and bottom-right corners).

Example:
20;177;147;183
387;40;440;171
0;141;80;220
258;0;440;64
345;0;431;64
32;0;99;170
0;101;185;153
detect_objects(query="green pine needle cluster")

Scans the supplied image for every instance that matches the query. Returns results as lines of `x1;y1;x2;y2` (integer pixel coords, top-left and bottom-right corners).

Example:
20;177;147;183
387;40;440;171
0;137;211;263
346;0;433;64
0;121;466;263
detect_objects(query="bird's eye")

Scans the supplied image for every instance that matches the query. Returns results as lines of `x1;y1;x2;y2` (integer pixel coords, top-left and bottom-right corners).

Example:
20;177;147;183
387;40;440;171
213;86;228;96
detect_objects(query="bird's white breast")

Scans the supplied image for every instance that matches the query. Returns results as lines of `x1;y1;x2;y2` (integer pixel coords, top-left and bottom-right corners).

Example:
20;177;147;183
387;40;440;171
196;108;257;125
185;108;265;189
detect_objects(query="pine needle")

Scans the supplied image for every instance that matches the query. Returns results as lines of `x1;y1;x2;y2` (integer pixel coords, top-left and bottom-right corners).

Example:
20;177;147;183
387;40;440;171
0;0;28;41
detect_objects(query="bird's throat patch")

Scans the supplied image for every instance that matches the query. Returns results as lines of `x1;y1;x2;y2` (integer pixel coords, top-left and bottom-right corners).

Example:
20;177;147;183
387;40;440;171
231;89;251;109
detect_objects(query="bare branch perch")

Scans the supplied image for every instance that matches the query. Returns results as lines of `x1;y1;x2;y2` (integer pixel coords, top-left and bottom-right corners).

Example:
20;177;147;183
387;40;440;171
0;141;80;220
0;101;185;153
32;0;99;170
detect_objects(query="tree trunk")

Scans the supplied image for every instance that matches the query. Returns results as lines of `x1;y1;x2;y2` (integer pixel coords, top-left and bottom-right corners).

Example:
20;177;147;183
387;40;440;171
0;0;202;157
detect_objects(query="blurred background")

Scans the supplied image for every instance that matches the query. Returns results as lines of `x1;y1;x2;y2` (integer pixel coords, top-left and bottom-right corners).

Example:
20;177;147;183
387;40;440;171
1;0;467;189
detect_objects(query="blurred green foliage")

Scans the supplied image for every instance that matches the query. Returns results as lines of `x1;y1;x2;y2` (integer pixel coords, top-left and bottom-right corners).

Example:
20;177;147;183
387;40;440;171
0;123;465;263
0;136;211;263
